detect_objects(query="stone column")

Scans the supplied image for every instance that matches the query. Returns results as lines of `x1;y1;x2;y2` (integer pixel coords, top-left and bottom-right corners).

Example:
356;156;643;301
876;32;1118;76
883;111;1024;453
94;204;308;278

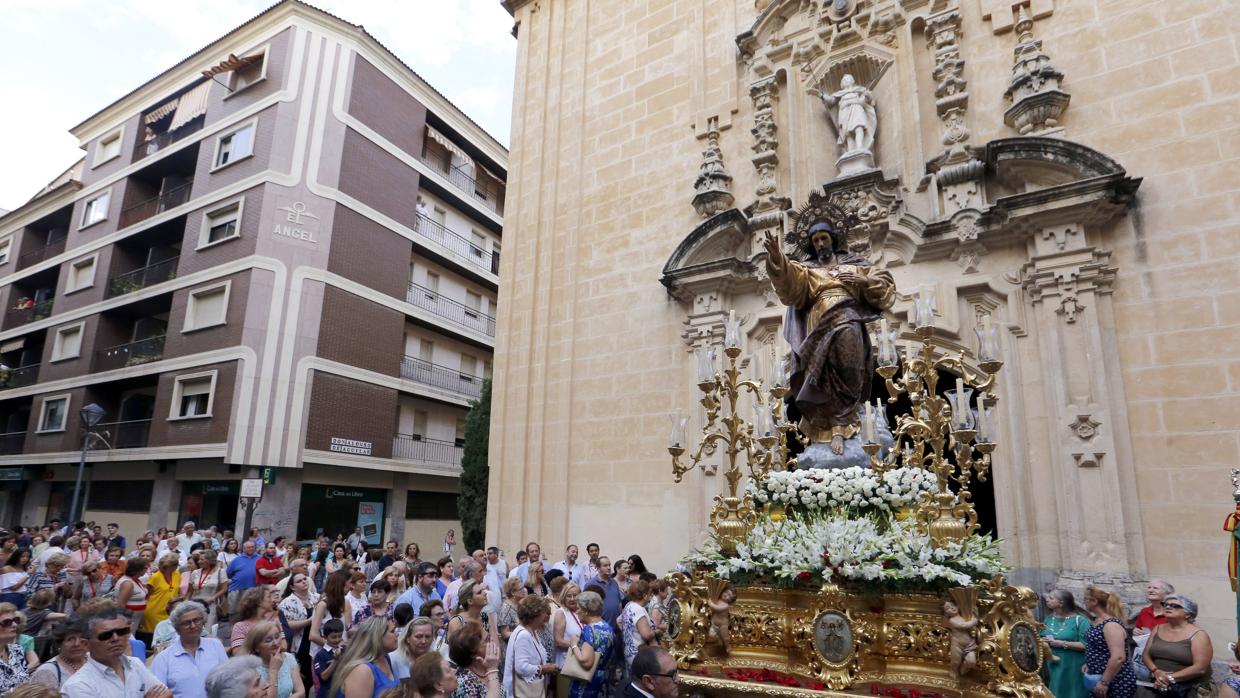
19;478;50;526
240;467;303;541
387;474;409;545
148;472;181;532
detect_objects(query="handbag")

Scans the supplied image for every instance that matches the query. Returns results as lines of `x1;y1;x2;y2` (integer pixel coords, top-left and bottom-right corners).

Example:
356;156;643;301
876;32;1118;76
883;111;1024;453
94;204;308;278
1084;673;1103;693
561;639;594;682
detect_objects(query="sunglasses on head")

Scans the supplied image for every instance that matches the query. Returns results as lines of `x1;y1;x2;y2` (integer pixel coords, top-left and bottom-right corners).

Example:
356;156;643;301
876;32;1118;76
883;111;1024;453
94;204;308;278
97;626;132;641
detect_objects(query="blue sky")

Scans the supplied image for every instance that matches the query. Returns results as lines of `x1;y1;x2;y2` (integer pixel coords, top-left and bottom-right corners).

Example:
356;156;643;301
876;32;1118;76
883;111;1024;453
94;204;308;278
0;0;517;211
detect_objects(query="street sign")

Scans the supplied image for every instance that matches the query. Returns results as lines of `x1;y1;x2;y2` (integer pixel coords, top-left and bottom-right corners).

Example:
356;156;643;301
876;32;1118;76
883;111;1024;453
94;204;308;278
261;467;277;485
240;478;263;498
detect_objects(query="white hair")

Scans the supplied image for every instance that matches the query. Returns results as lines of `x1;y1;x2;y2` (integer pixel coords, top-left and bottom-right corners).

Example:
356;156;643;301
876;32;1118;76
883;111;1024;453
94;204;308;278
205;656;261;698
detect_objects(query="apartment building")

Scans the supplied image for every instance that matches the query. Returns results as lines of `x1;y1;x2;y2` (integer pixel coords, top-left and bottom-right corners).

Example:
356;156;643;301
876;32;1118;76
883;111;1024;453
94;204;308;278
0;1;505;546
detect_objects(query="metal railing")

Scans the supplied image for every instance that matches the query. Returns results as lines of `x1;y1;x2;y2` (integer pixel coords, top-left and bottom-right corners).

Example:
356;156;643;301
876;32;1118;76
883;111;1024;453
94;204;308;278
5;299;53;328
106;257;179;297
95;336;166;372
412;214;495;274
0;432;25;455
399;356;484;399
94;419;152;449
17;236;66;271
405;283;496;337
133;117;204;161
119;182;193;228
418;150;505;216
0;365;40;391
392;435;463;465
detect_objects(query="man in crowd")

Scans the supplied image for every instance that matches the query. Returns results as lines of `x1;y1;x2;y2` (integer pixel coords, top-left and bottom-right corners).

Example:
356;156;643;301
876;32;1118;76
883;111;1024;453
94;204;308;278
581;542;603;588
256;542;285;584
62;609;171;698
623;647;680;698
595;556;622;628
378;540;399;572
35;535;66;572
484;547;506;616
485;547;507;579
175;522;203;550
157;535;188;566
347;527;365;557
225;540;260;608
104;523;127;552
396;562;442;611
275;557;310;595
553;545;589;588
508;541;541;583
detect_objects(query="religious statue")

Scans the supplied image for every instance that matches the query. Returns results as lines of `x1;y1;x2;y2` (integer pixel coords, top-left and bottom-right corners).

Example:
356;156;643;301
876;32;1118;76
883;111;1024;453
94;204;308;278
1224;469;1240;634
945;599;979;678
761;206;895;456
814;74;878;155
707;579;736;655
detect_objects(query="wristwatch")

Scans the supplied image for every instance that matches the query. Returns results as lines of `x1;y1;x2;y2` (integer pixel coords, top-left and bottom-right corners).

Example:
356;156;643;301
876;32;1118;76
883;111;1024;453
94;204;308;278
1168;676;1177;685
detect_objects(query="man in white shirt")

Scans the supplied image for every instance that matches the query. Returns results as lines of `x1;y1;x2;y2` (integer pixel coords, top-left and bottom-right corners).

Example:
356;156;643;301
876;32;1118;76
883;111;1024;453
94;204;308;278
175;522;203;551
155;536;188;567
483;547;506;616
552;544;590;588
579;542;602;589
507;541;541;583
62;609;171;698
34;535;66;572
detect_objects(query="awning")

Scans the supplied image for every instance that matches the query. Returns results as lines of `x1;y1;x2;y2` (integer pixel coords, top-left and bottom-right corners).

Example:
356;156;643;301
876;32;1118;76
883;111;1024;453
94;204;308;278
169;81;210;131
0;339;23;354
426;126;474;174
144;99;178;125
201;53;262;80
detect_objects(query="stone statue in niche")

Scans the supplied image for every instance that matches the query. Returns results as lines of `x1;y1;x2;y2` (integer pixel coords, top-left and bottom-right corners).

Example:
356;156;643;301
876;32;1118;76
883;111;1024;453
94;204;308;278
761;202;895;462
812;73;878;175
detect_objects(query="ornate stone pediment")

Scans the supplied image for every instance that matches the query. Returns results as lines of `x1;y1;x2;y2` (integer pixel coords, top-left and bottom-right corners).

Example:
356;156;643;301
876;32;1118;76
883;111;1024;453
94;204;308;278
661;209;757;304
738;0;907;75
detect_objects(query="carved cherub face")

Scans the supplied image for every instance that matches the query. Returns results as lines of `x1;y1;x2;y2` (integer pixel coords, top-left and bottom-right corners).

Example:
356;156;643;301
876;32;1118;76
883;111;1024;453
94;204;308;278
721;587;736;603
944;600;959;616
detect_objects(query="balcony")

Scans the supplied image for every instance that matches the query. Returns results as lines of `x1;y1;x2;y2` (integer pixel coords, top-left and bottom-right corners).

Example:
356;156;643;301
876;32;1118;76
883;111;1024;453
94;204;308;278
399;357;483;399
119;182;193;228
134;116;204;161
0;365;39;391
16;236;66;271
94;419;152;449
5;299;53;328
412;214;497;274
0;432;25;456
95;336;165;372
419;142;505;217
405;284;496;337
392;435;463;466
107;257;178;298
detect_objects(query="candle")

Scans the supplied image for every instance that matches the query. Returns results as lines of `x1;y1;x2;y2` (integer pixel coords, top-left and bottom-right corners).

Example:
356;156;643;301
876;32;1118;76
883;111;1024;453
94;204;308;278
979;404;990;442
725;310;740;348
864;402;875;443
956;376;964;397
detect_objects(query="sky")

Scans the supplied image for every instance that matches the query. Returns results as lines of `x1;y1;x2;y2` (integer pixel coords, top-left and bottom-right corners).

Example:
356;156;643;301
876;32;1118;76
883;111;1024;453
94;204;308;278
0;0;517;212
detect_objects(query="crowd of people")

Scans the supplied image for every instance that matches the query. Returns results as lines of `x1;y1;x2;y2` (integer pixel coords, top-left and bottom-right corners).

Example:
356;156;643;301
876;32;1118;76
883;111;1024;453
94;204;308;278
0;520;683;698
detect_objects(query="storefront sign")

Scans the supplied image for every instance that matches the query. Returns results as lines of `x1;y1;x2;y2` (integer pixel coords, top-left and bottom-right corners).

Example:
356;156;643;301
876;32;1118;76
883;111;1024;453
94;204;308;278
325;487;366;499
202;483;234;495
240;478;263;498
330;437;373;456
0;469;22;482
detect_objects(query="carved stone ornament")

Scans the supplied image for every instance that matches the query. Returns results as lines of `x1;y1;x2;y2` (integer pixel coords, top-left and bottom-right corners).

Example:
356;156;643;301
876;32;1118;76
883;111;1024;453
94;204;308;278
692;122;735;219
1004;7;1070;135
926;9;972;166
1069;414;1101;441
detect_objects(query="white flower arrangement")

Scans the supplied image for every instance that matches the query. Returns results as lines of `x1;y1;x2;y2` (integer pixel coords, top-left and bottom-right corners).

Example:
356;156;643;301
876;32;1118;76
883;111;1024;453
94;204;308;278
746;466;937;515
681;512;1008;590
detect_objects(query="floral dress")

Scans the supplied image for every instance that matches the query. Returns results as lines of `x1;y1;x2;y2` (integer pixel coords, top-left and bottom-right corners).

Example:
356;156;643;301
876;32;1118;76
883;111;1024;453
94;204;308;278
0;643;30;693
1085;618;1135;698
618;602;650;669
568;621;615;698
453;664;491;698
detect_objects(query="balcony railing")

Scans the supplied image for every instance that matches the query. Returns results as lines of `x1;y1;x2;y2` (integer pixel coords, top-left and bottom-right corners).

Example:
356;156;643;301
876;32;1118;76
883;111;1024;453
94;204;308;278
107;257;178;297
392;435;464;466
399;356;484;399
133;117;204;161
0;432;25;456
95;336;166;372
94;419;152;449
119;182;193;228
0;365;40;391
405;284;496;337
412;214;495;274
419;153;505;217
5;299;53;328
17;236;66;271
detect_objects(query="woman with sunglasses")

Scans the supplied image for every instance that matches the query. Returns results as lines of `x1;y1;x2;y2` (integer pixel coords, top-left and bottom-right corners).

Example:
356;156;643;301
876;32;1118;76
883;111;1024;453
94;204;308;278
0;602;39;693
1136;595;1213;698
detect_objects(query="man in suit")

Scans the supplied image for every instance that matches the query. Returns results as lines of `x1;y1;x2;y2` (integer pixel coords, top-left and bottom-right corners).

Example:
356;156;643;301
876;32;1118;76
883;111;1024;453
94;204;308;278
624;647;679;698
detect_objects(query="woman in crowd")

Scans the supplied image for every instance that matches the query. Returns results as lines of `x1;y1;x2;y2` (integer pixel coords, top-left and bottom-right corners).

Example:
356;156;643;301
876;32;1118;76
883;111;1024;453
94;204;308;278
115;557;150;634
142;553;184;645
378;562;409;599
329;616;399;698
353;579;393;629
566;591;613;698
525;562;550;598
312;549;331;593
24;553;69;606
1135;594;1213;698
1083;586;1136;698
344;571;369;623
279;571;318;678
65;536;99;581
205;655;269;698
410;652;457;698
310;570;351;654
390;617;435;680
219;539;241;568
1133;579;1173;635
618;580;655;672
76;561;114;606
614;561;632;598
0;602;38;692
1041;589;1089;698
421;600;449;657
552;582;582;671
232;586;279;655
447;580;490;638
151;600;230;697
403;543;421;567
29;618;87;689
503;594;557;698
0;549;29;608
190;549;230;629
645;579;670;640
448;619;501;698
626;556;648;585
497;577;527;670
100;547;126;582
241;621;306;698
327;545;349;576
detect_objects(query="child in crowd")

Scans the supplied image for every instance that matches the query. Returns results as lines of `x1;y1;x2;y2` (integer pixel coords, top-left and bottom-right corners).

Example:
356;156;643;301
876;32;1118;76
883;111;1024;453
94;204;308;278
312;618;345;698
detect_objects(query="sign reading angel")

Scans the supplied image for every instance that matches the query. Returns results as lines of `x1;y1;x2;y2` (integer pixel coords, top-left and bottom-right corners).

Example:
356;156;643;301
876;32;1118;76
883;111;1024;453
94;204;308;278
811;73;879;175
761;202;895;463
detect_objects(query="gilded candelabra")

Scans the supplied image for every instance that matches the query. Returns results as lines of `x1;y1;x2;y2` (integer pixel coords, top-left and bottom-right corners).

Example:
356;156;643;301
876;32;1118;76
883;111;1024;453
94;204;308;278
669;312;795;553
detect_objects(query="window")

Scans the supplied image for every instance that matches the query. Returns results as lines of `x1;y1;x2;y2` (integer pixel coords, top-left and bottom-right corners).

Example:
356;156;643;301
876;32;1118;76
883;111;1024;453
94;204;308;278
183;282;229;332
213;122;255;169
80;191;110;228
469;231;486;258
0;239;10;266
419;341;434;363
51;324;84;362
66;256;97;294
38;395;70;433
412;410;428;440
170;372;216;419
87;481;154;512
433;207;447;226
460;355;477;381
425;272;440;295
483;361;493;379
465;291;482;320
200;200;242;248
405;490;459;520
95;129;123;167
226;49;268;94
454;419;466;448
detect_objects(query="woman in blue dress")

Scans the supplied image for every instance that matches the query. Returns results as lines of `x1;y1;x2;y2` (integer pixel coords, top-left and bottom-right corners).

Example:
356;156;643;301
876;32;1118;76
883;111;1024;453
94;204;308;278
568;591;615;698
1083;587;1135;698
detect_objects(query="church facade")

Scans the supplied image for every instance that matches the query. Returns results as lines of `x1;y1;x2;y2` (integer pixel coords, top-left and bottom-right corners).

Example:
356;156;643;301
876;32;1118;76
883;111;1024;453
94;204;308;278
490;0;1239;647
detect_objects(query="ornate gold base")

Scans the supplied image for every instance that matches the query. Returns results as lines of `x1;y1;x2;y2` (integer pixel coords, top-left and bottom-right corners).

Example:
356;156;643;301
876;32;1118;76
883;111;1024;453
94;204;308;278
670;570;1049;698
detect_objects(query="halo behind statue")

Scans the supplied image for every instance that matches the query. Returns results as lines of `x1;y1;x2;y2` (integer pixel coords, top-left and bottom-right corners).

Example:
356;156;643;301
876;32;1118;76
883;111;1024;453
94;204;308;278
787;199;858;260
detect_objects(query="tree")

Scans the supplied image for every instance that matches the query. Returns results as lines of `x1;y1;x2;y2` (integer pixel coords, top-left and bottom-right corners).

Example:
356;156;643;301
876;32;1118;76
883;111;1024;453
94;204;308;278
458;378;492;553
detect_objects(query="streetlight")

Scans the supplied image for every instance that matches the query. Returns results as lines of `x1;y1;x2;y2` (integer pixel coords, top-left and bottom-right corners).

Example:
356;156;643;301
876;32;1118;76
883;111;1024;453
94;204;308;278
68;403;105;526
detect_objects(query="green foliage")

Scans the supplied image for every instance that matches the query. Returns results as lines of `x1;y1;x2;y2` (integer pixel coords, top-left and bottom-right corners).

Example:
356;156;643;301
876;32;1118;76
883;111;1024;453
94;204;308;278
458;378;492;552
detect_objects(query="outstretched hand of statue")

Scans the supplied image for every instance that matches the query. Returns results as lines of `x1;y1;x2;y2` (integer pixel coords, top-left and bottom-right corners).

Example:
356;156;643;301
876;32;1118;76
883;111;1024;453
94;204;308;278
762;231;784;265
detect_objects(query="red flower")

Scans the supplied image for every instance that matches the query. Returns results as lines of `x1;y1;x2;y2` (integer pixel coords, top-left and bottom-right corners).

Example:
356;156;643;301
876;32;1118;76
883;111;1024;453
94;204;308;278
870;684;881;695
798;571;812;581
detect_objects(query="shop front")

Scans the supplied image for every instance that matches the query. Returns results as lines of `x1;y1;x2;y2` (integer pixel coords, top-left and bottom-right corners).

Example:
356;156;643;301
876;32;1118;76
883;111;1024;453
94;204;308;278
297;484;387;545
180;481;240;532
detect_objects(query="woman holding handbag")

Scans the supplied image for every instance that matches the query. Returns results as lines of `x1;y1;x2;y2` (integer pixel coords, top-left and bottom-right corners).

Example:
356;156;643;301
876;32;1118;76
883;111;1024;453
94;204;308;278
503;595;558;698
1135;595;1213;698
564;591;614;698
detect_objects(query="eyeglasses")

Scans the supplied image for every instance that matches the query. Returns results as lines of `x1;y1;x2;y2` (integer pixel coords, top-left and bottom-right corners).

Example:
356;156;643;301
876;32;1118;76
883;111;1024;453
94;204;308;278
647;670;679;680
1164;603;1184;610
0;618;17;628
178;616;206;626
96;626;132;641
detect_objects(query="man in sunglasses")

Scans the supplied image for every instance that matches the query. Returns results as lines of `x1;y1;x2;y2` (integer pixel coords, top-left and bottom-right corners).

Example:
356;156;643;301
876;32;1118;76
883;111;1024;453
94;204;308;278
394;562;441;612
624;646;679;698
62;609;171;698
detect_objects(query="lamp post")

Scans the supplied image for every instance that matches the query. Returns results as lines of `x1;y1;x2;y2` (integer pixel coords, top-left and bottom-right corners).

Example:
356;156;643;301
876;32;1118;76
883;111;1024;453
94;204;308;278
68;403;105;525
